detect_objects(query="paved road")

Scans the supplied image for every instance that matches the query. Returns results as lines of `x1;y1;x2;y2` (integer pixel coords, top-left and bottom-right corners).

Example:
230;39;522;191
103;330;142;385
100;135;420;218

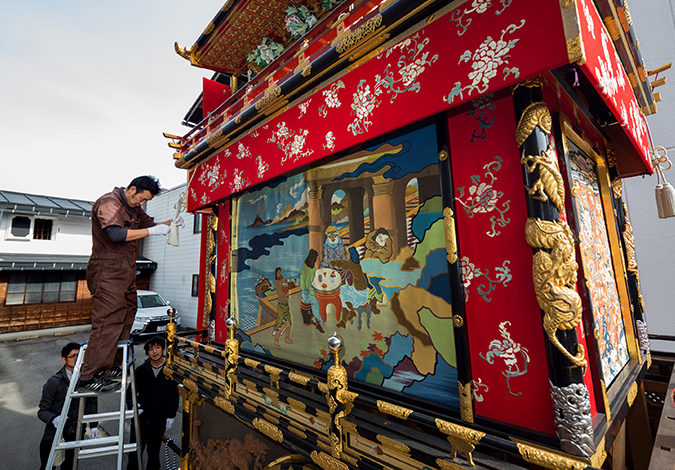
0;327;182;469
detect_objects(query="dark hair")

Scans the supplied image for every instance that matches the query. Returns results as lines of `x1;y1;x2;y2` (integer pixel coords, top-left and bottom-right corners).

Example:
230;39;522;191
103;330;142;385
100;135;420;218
374;227;389;237
304;249;318;268
128;175;161;196
61;342;81;358
144;335;166;354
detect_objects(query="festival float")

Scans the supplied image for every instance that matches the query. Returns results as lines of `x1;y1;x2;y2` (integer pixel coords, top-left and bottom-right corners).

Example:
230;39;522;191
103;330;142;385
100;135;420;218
160;0;672;468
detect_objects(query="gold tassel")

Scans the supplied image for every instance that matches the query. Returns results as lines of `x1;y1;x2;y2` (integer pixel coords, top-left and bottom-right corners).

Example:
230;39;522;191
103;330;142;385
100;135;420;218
656;182;675;218
652;146;675;219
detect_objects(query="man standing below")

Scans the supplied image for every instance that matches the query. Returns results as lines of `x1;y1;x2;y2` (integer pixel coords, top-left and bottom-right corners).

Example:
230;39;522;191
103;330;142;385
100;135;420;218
127;336;179;470
78;176;183;393
38;342;98;470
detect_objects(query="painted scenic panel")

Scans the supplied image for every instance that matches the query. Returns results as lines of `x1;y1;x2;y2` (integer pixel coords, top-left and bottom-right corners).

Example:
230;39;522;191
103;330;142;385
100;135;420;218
230;122;458;407
567;140;629;386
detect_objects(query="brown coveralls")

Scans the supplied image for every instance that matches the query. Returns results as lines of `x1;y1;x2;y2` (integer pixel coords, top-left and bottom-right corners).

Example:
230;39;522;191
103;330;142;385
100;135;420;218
80;188;155;381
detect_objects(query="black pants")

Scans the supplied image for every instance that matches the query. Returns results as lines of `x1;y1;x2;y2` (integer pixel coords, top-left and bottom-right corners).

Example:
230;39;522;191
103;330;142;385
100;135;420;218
39;429;75;470
128;420;166;470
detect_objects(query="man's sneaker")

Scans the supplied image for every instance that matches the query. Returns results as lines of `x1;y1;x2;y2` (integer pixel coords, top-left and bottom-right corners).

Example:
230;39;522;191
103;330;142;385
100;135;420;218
77;375;121;393
103;367;123;382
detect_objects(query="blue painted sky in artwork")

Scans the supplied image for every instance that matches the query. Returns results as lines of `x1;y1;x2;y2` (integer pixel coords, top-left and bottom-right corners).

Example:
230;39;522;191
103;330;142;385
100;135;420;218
335;122;438;183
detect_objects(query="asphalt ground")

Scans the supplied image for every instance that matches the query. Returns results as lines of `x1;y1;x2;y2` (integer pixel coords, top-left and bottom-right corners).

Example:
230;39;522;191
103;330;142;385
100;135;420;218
0;326;183;469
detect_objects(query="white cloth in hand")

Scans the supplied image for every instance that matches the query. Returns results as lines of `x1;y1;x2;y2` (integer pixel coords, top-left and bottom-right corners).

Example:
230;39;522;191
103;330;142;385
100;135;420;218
171;215;185;228
148;224;171;236
165;418;175;430
89;427;98;439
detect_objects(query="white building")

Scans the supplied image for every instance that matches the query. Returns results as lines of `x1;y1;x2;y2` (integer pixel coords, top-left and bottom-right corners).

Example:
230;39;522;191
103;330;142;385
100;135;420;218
0;190;94;332
142;184;202;329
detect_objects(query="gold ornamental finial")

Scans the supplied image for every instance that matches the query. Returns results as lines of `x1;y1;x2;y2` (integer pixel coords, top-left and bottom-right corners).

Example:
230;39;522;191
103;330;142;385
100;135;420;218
174;42;199;66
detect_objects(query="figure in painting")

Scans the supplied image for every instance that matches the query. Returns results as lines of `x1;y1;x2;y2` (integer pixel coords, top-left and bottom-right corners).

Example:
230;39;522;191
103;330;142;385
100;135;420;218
300;249;325;333
273;267;293;349
365;227;393;263
320;225;347;268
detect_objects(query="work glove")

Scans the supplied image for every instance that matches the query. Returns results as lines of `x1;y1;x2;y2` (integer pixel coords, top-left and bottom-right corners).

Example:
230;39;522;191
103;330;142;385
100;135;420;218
171;215;185;228
165;418;175;430
137;404;143;415
148;224;171;236
89;427;98;439
52;416;65;428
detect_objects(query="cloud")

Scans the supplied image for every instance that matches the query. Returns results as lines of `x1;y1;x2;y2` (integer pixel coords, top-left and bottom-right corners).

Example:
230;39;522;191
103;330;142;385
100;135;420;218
0;1;218;201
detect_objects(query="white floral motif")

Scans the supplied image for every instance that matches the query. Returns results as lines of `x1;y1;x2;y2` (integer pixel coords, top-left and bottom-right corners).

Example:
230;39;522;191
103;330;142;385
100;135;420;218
450;0;512;36
583;2;595;39
237;142;252;160
256;155;269;179
480;321;530;397
267;121;314;163
471;378;489;402
348;80;383;135
298;99;312;117
198;156;223;190
461;256;479;289
444;20;525;104
460;256;512;302
230;168;250;193
319;80;345;117
594;27;626;98
456;156;510;237
472;0;491;14
323;131;336;151
376;32;438;104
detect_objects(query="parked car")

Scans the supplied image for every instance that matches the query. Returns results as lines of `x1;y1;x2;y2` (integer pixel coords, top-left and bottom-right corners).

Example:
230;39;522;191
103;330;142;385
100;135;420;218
131;290;181;338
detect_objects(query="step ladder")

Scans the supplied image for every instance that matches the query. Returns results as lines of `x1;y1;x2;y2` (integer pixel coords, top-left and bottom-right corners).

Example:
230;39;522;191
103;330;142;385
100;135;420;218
46;340;143;470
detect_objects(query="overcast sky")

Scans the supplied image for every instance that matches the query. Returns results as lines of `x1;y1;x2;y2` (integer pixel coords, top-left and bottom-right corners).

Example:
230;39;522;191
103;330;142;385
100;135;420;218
0;1;219;202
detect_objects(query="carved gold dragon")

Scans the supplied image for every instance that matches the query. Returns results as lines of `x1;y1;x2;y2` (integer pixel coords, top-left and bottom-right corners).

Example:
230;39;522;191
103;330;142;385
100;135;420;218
517;101;586;368
525;219;586;368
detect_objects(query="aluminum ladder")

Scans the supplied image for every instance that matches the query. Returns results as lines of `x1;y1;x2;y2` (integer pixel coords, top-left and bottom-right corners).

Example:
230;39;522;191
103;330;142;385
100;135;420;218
46;340;143;470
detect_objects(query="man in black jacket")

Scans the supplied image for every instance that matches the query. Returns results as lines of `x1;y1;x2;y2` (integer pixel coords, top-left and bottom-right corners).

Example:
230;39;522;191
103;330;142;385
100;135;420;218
128;335;179;470
38;342;98;470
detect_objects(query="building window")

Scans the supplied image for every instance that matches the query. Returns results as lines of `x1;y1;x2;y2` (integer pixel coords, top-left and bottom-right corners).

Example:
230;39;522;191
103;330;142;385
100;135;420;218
191;274;199;297
193;213;202;234
10;216;31;238
5;271;78;305
33;219;54;240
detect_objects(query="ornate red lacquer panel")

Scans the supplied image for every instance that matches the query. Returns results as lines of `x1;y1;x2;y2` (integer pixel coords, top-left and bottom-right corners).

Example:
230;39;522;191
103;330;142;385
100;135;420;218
448;90;555;435
187;0;570;211
576;0;652;173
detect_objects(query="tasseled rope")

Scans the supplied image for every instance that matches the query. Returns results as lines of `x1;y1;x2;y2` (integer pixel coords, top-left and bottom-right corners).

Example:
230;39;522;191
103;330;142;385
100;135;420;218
646;118;675;218
167;169;196;246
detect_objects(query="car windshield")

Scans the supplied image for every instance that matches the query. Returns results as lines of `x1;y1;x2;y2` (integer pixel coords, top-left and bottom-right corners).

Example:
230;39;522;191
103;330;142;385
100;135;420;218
137;294;166;309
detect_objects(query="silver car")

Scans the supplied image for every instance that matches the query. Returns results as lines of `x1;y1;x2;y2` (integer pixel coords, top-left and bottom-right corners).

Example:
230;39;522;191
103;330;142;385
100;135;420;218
131;290;182;338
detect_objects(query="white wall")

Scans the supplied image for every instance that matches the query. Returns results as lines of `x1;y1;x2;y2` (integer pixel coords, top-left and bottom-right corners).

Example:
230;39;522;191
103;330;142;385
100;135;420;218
622;1;675;351
0;212;92;256
143;184;201;329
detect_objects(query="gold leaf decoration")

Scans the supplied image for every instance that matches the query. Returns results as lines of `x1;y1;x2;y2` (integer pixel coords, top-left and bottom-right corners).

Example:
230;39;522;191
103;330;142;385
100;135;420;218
376;401;413;420
253;418;283;443
525;218;587;368
516;102;552;148
521;147;566;214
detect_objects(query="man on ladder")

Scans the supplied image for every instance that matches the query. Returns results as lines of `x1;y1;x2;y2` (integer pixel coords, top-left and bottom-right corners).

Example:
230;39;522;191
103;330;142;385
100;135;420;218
77;176;180;393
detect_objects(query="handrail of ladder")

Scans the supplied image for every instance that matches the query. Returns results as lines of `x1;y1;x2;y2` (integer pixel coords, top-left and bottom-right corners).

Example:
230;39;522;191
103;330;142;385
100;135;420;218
45;340;143;470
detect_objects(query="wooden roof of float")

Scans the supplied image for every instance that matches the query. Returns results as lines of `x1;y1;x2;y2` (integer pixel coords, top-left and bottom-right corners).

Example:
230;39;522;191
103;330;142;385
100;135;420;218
175;0;307;75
